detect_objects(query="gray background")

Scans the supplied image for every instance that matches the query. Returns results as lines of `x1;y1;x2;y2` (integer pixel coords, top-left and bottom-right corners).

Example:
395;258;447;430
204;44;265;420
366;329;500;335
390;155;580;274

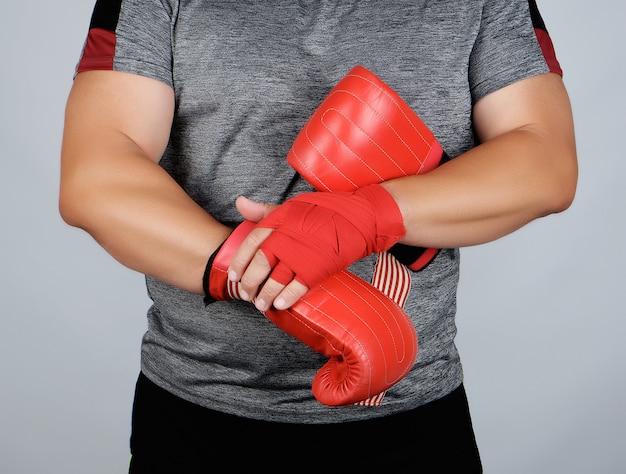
1;1;624;472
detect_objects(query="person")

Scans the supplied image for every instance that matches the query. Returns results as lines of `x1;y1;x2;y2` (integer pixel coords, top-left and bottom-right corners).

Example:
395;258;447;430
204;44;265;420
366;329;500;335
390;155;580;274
59;0;577;471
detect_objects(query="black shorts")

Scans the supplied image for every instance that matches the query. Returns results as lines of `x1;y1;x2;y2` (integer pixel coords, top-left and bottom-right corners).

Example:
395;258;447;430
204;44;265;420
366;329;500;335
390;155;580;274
129;372;482;473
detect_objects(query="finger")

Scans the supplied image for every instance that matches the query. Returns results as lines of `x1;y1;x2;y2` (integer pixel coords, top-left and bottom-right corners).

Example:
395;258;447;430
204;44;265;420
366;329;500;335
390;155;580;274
235;196;279;223
272;279;309;310
228;227;273;283
268;261;296;286
253;276;287;312
253;262;295;310
238;248;274;301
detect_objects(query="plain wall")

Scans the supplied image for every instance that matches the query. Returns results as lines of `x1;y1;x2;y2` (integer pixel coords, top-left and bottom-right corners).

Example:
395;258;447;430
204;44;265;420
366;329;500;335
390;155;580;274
1;1;624;472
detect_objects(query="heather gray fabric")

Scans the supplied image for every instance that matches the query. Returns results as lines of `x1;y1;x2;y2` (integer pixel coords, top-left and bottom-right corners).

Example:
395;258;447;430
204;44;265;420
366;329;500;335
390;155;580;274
85;0;549;423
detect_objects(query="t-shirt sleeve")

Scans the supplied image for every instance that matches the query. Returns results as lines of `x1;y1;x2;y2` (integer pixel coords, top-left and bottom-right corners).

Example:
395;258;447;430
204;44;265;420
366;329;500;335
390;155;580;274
527;0;563;76
75;0;175;88
469;0;561;103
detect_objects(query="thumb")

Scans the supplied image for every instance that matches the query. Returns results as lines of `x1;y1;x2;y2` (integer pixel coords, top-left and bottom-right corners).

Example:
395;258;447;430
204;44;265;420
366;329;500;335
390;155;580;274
235;196;278;223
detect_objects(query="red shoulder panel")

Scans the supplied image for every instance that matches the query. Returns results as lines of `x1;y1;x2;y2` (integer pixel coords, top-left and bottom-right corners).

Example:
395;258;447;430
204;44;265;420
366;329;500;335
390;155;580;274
77;28;116;73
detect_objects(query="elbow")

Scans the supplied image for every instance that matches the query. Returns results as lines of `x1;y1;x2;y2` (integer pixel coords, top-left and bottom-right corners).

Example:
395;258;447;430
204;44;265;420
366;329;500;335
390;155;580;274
548;182;576;215
58;182;83;228
58;170;93;230
544;151;578;215
555;176;577;213
58;152;107;231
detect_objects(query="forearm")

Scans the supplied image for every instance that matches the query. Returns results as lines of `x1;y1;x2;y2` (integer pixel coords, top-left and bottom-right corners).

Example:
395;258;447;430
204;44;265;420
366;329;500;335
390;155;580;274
383;126;577;249
382;73;577;250
60;140;230;294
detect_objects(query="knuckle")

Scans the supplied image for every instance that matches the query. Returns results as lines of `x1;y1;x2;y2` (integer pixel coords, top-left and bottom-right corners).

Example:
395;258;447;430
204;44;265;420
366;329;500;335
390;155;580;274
282;281;308;301
262;280;284;299
246;228;271;248
252;250;271;268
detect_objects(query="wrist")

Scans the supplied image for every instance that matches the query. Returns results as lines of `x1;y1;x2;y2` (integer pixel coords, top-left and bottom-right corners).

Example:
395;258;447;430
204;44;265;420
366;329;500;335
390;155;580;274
356;184;406;252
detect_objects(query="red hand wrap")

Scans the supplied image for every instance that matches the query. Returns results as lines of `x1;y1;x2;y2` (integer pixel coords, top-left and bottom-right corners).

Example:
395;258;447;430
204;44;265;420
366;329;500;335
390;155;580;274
257;183;405;288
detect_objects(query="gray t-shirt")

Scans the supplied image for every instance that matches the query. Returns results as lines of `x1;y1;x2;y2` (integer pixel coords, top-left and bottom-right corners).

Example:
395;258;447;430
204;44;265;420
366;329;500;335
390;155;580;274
77;0;550;423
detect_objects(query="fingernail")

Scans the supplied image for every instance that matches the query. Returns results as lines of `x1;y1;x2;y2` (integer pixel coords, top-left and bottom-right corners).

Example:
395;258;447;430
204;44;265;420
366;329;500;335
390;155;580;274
256;299;267;312
274;297;286;310
228;270;238;281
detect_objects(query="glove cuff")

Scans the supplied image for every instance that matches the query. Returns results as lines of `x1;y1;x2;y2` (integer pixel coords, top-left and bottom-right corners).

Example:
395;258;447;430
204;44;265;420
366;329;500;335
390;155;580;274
202;240;225;305
203;221;255;305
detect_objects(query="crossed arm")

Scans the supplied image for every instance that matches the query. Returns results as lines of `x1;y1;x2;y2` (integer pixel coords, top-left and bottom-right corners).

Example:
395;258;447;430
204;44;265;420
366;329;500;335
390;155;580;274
60;70;577;308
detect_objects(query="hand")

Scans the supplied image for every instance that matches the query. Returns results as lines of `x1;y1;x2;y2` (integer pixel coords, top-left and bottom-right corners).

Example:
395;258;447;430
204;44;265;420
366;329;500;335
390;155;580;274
229;196;309;311
229;185;405;311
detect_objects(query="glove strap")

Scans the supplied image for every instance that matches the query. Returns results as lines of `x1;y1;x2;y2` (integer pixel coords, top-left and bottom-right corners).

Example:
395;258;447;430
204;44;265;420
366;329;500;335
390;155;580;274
355;250;413;406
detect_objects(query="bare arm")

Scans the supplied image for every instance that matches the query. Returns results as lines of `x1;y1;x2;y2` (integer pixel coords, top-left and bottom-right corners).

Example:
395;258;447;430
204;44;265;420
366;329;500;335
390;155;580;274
59;71;231;294
382;72;578;248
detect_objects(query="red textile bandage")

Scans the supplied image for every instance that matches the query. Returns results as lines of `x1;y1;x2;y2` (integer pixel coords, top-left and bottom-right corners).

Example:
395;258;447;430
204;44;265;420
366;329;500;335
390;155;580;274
257;183;405;288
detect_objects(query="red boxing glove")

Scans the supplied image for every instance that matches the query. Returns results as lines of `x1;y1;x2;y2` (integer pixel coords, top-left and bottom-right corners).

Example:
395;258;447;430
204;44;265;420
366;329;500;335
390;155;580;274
287;65;447;271
257;183;405;289
203;221;418;405
265;269;418;406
